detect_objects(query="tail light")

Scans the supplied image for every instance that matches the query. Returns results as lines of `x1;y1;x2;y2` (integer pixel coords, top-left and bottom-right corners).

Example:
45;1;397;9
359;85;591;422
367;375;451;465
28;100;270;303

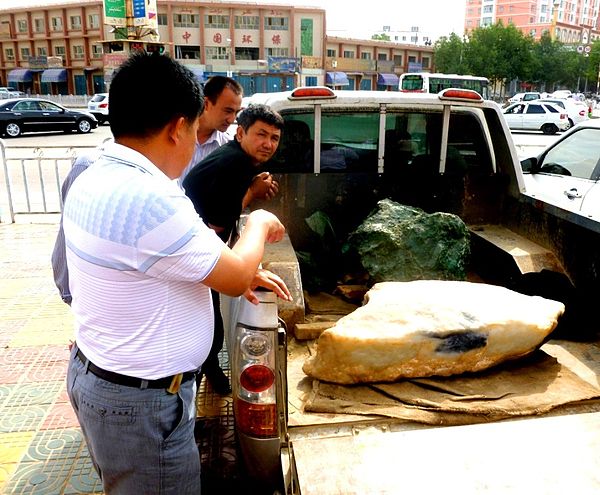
99;103;108;109
232;291;280;437
560;113;567;119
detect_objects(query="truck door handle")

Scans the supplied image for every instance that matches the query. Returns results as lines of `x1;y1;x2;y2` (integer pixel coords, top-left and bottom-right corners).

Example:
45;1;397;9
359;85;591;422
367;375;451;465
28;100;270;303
564;188;582;200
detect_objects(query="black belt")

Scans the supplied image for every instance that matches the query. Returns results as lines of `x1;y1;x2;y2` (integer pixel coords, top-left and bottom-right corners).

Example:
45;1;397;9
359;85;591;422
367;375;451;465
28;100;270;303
75;347;196;390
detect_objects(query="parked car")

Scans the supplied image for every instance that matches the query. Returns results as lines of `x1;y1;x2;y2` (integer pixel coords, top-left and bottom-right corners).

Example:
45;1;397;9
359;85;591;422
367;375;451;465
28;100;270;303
87;92;109;124
521;118;600;220
0;87;23;99
0;98;97;137
502;101;569;134
551;89;572;99
538;97;590;128
508;91;541;104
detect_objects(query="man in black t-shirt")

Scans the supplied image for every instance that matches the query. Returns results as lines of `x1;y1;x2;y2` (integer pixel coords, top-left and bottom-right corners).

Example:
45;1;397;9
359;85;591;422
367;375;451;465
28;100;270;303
183;104;285;394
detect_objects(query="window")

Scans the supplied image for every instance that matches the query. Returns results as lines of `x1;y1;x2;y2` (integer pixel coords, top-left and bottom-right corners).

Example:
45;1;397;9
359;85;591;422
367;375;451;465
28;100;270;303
393;55;402;65
327;49;336;57
264;17;289;30
55;45;66;56
539;128;600;179
235;15;259;29
411;36;418;43
422;56;430;69
305;76;317;86
5;48;14;61
361;52;371;59
377;53;387;61
17;19;27;33
174;14;199;28
88;14;100;29
266;47;289;57
343;50;354;58
37;46;47;56
92;44;103;58
237;47;260;60
175;45;200;60
34;18;45;33
526;104;545;114
51;17;63;31
158;14;168;26
20;47;30;59
204;15;229;29
70;15;82;30
73;45;84;59
205;46;228;60
483;5;493;13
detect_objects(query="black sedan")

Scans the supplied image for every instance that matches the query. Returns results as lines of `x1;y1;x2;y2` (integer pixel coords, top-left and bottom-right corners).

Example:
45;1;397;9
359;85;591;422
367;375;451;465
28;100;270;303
0;98;97;137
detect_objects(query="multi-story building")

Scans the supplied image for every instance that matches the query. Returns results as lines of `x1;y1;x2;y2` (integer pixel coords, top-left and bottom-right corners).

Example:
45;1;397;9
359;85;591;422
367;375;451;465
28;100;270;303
465;0;600;44
325;36;434;90
0;0;435;96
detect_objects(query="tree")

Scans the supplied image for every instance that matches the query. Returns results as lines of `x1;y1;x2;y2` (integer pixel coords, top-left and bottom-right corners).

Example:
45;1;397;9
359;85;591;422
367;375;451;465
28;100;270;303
433;33;468;74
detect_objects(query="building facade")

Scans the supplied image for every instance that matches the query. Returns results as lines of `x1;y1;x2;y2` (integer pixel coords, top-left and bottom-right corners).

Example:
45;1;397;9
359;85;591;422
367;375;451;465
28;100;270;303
0;0;435;96
465;0;600;44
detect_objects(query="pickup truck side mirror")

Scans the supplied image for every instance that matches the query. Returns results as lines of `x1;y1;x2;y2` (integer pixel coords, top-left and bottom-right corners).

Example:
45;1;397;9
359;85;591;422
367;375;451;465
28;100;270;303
520;157;538;174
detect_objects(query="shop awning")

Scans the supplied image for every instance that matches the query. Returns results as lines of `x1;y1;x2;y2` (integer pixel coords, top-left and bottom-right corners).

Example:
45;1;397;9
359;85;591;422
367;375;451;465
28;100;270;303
41;69;67;83
377;73;399;86
185;66;206;84
7;69;33;83
325;71;349;86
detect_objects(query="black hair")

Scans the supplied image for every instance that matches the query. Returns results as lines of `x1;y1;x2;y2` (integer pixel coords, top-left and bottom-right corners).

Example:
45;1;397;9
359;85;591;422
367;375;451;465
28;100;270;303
203;76;243;105
236;104;284;132
108;51;204;138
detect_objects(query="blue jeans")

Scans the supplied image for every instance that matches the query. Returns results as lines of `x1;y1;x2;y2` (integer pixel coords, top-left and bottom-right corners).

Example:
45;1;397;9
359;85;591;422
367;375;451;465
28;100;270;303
67;346;201;494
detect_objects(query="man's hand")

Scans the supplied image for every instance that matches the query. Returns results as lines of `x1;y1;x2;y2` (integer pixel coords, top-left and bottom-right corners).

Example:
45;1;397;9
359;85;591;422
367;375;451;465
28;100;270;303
243;268;292;305
250;172;279;201
245;209;285;244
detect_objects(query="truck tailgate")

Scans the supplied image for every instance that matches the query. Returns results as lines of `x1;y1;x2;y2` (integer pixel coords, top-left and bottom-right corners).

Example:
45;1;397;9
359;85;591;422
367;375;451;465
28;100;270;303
290;411;600;494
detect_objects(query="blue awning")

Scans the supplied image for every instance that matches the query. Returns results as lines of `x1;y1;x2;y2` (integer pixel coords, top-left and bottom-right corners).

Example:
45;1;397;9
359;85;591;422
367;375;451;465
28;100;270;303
7;69;32;83
325;71;349;86
41;69;67;83
377;73;399;86
185;66;206;84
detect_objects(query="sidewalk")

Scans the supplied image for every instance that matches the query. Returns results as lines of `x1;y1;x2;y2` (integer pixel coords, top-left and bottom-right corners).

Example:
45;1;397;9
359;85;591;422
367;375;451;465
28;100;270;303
0;221;102;494
0;220;244;494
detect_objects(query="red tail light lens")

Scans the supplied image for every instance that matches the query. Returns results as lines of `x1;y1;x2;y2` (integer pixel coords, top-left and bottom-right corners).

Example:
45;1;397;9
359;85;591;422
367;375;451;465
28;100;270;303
240;364;275;393
439;88;483;101
99;103;108;108
235;399;278;436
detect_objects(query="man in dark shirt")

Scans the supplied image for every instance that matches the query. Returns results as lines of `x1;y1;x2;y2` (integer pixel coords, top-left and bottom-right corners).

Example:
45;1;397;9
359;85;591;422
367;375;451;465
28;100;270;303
182;104;284;393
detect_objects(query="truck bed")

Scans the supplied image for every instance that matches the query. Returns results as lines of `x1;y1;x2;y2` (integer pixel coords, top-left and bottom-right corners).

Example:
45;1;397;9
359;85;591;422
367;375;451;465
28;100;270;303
285;337;600;493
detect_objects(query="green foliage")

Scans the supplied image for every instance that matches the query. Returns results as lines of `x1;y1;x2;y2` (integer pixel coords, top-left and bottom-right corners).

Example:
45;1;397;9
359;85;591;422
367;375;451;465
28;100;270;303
371;33;391;41
433;22;600;93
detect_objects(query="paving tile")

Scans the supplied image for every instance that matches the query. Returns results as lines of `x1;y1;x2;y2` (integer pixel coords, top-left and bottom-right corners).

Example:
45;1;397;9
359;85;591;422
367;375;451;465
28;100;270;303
62;454;103;495
0;431;35;486
3;459;72;494
41;402;80;431
4;382;63;408
9;321;73;348
0;405;49;433
21;429;84;462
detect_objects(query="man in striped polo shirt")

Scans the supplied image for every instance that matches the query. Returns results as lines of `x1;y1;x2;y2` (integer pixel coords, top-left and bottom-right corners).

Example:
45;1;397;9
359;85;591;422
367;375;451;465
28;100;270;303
63;52;290;494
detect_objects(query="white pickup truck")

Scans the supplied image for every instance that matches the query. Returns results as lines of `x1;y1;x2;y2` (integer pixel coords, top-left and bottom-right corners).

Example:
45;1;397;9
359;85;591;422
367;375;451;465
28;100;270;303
225;87;600;494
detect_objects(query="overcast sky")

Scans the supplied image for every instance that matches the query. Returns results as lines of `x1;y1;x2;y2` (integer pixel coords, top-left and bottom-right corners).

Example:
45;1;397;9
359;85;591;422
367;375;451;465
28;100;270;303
0;0;466;40
307;0;465;40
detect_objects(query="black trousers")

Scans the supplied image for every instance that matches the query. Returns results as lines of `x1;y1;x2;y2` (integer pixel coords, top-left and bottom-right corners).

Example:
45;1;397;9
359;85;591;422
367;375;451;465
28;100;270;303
202;289;224;375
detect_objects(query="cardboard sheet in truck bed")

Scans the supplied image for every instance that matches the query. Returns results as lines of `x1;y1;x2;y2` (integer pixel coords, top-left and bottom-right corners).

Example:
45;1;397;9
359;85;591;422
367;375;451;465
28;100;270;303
287;338;600;427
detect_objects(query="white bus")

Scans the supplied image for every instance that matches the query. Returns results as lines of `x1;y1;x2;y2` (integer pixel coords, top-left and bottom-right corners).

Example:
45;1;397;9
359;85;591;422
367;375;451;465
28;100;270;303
399;73;490;100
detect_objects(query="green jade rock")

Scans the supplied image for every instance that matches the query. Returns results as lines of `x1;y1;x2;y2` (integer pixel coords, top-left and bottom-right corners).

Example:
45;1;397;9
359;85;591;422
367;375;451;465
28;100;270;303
348;199;470;283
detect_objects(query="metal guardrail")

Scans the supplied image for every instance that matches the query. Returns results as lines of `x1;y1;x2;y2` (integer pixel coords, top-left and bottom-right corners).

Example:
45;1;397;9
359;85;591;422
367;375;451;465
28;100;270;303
0;140;98;223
